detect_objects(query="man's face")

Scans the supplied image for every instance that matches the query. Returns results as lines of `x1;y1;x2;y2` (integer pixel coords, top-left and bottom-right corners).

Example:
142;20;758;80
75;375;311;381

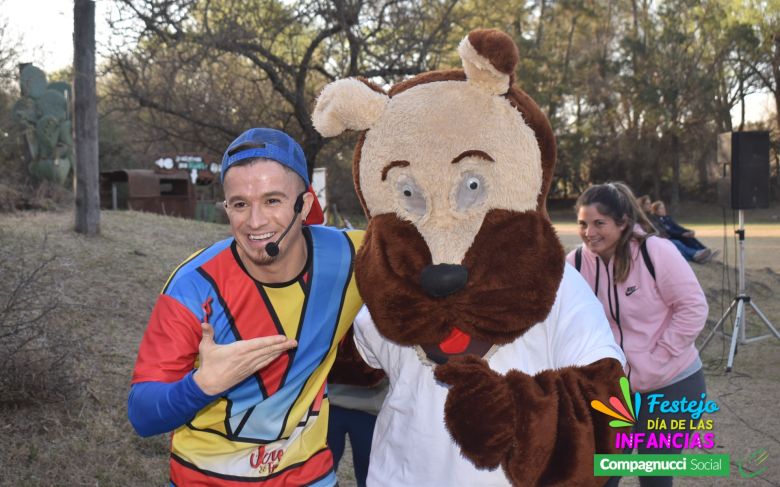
223;160;309;272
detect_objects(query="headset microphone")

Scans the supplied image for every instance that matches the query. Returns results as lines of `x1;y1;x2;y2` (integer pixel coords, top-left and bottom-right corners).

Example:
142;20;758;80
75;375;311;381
265;192;306;257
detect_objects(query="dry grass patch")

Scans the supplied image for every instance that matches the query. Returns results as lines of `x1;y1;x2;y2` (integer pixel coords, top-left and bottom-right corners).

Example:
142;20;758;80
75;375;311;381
0;235;81;407
0;210;229;486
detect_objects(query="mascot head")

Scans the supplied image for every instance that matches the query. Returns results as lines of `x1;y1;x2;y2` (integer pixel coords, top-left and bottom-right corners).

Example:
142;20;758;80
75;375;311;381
313;29;565;361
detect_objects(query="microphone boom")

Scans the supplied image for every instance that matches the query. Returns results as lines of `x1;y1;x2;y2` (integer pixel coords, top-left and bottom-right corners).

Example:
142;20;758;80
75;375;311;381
264;192;306;258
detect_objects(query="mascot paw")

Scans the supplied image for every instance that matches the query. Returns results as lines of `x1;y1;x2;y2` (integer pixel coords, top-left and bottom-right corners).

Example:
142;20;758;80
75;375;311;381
434;355;516;469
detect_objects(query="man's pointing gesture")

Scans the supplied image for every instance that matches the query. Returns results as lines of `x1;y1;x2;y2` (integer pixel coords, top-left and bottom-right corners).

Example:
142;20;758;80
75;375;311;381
193;322;298;396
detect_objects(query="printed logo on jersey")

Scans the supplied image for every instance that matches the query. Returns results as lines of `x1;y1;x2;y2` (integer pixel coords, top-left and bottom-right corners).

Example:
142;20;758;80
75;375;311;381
250;445;285;476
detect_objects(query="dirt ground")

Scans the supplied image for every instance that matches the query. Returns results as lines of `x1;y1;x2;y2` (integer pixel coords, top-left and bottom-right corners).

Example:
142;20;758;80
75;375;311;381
0;209;778;486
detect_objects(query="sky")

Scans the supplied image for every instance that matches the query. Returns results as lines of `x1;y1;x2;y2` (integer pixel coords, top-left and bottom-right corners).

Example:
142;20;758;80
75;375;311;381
3;0;114;74
2;0;775;126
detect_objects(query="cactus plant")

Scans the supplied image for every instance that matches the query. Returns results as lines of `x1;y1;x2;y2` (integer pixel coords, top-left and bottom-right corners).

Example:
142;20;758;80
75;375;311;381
20;65;47;98
13;64;73;185
37;90;68;120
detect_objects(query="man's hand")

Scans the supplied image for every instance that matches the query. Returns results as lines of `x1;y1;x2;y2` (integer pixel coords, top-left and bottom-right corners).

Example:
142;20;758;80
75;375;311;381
683;230;695;237
193;322;298;396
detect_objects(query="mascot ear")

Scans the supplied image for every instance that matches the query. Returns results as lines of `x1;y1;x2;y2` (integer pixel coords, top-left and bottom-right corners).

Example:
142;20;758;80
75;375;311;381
458;28;519;95
312;78;389;137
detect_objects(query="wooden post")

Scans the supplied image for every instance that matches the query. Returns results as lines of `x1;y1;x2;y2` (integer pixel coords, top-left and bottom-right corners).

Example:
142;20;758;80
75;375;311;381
74;0;100;235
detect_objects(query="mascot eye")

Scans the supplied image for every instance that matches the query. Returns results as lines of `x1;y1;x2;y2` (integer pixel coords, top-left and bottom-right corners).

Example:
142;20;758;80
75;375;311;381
455;173;487;210
396;176;427;217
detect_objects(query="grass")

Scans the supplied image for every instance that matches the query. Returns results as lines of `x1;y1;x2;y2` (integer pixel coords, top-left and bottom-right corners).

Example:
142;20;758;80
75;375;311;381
0;210;229;486
0;208;778;486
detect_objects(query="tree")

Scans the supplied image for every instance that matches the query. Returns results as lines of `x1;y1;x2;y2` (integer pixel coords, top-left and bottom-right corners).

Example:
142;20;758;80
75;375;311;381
74;0;100;235
0;0;23;182
102;0;775;210
0;0;20;92
109;0;463;178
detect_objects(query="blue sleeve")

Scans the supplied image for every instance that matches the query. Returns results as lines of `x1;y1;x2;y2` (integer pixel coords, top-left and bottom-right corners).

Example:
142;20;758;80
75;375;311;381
661;216;686;238
673;217;691;234
128;371;221;437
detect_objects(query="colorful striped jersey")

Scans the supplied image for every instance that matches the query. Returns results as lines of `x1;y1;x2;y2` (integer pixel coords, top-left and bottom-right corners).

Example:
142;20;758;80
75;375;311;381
132;226;364;486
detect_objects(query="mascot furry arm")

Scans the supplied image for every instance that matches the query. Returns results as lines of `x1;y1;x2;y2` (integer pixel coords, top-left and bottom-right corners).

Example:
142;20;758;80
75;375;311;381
313;29;626;486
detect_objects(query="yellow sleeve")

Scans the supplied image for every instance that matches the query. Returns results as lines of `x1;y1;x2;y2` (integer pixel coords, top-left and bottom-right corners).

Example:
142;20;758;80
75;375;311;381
345;229;366;252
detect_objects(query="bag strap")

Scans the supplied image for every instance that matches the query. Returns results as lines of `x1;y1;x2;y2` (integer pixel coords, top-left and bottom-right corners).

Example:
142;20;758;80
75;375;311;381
640;239;656;281
574;244;602;296
576;241;652;285
575;246;582;272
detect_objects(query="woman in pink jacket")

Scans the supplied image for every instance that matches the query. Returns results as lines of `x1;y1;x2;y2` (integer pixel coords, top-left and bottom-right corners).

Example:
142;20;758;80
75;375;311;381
566;182;708;487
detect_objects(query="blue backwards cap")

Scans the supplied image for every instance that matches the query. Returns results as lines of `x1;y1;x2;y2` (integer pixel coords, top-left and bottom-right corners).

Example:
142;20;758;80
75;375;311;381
221;128;309;186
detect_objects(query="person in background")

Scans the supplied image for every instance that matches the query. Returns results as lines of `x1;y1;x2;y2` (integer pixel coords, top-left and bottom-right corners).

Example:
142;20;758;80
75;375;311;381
651;200;720;264
636;195;666;236
636;195;714;264
128;128;364;486
327;327;388;487
568;182;709;487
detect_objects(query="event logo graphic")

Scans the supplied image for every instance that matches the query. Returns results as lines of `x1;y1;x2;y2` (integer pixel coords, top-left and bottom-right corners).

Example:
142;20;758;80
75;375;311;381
592;378;729;478
591;377;719;450
738;448;769;479
591;377;640;428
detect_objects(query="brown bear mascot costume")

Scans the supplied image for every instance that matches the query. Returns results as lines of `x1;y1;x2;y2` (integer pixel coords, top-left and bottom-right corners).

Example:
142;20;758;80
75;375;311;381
313;28;626;486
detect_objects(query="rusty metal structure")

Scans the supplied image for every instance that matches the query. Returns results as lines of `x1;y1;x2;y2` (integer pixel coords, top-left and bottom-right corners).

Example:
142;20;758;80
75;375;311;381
99;170;196;218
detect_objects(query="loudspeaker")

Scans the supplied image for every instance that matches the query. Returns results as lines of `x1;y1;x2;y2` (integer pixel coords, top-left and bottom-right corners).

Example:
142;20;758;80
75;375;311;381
717;177;732;209
722;131;770;209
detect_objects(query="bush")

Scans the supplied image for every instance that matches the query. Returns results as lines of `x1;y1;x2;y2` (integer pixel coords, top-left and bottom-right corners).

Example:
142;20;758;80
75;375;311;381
0;98;74;213
0;235;79;406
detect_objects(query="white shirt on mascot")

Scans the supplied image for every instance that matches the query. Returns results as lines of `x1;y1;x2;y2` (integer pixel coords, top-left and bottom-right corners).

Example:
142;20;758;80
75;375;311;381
353;264;626;487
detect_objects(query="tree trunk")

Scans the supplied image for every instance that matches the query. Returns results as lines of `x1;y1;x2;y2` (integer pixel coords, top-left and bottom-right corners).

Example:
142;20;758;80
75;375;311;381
652;171;660;202
670;132;680;213
550;14;578;123
738;76;745;132
651;137;661;199
774;34;780;137
300;132;324;183
535;0;547;49
772;33;780;201
74;0;100;235
696;140;710;197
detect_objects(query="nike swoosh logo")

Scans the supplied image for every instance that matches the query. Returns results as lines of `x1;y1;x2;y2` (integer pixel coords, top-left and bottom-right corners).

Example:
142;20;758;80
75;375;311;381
626;286;638;296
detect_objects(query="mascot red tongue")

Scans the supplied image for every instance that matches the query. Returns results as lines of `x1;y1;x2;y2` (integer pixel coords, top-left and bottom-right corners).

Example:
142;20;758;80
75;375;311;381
313;28;627;487
440;327;470;354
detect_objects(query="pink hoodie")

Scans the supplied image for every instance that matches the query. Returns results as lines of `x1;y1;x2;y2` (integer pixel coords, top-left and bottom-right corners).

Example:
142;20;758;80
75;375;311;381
566;235;708;392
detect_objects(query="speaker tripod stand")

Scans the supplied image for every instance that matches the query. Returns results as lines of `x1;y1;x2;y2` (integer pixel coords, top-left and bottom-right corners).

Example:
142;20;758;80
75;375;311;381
699;210;780;372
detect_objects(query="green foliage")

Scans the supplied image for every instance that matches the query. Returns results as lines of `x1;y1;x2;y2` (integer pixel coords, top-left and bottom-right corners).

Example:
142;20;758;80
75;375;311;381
104;0;778;211
19;65;47;98
37;89;68;120
487;0;779;203
12;65;74;186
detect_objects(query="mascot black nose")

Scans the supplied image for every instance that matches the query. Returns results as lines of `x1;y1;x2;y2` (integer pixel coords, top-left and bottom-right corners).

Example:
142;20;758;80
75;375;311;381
420;264;468;297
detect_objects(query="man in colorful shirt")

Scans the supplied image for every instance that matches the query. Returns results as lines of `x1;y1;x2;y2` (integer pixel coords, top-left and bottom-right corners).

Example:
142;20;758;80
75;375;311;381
128;128;364;486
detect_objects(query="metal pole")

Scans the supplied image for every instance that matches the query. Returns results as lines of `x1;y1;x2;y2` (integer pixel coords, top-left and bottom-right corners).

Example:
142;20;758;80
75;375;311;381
699;298;737;350
726;299;745;372
737;210;747;343
701;208;780;372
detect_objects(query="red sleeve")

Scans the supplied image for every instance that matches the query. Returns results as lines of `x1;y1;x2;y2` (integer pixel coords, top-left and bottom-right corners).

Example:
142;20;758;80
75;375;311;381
132;294;202;383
